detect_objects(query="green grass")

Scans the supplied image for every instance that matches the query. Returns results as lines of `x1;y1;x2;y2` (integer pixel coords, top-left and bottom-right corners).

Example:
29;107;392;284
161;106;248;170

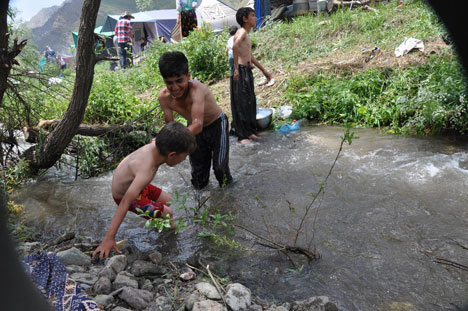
252;0;443;68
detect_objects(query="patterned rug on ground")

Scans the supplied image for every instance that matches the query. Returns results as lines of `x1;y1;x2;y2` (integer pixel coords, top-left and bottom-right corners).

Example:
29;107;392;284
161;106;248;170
22;252;99;311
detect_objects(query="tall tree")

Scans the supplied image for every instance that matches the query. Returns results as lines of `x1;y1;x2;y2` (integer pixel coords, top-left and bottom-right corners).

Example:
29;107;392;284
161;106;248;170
0;1;27;108
30;0;102;170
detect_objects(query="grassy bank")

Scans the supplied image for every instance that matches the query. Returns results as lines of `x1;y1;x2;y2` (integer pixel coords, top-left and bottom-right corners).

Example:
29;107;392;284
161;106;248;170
87;0;467;136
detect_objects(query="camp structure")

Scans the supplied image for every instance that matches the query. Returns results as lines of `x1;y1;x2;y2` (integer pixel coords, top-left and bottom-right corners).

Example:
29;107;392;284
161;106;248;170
195;0;251;33
101;9;177;54
171;0;271;40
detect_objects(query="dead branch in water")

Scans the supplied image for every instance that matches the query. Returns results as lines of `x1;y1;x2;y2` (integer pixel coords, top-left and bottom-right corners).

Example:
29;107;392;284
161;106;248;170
236;224;320;261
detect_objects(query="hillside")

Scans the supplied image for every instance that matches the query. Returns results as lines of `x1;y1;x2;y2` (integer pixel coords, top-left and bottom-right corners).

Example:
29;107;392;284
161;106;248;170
26;0;173;55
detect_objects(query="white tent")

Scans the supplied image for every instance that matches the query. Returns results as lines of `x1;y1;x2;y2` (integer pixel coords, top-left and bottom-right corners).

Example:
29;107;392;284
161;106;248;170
195;0;254;32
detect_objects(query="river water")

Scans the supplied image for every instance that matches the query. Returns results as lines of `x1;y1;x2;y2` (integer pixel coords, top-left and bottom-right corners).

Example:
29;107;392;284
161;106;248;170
12;125;468;311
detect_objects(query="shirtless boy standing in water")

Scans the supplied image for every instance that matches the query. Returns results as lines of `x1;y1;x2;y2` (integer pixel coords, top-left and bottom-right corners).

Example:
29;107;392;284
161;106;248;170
93;122;196;259
158;51;233;190
231;7;273;144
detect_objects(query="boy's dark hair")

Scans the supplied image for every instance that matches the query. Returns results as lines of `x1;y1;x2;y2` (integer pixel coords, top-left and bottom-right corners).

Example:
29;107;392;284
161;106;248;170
236;7;255;26
158;51;189;78
156;122;196;155
229;25;238;36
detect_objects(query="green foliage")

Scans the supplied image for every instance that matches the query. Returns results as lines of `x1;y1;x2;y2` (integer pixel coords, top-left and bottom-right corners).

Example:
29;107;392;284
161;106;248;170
136;190;237;241
1;159;33;192
144;26;230;83
86;69;156;124
284;54;468;135
136;208;173;232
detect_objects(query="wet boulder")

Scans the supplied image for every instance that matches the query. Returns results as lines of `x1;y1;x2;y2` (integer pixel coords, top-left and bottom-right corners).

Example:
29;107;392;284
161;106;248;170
226;283;252;311
92;276;112;294
131;259;166;277
193;300;226;311
112;271;138;290
291;296;338;311
93;294;114;308
57;247;91;266
195;282;221;300
119;286;154;310
106;254;127;274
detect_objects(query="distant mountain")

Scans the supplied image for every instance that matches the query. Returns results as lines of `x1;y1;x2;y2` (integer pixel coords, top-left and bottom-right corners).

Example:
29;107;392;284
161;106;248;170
26;0;175;56
27;5;61;29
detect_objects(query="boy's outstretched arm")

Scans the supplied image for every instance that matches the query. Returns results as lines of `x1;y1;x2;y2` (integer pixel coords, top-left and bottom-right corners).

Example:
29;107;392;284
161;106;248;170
251;55;272;81
93;174;150;259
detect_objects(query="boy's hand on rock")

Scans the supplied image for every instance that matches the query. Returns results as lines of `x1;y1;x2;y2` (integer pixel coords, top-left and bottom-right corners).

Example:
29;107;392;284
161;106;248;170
92;238;122;260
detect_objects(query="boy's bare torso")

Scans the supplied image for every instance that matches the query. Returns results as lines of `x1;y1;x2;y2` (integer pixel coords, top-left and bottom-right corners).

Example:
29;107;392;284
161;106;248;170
160;80;222;127
234;27;252;67
111;143;158;199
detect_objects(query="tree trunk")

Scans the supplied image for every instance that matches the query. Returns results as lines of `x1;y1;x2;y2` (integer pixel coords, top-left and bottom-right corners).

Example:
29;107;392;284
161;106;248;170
31;0;101;170
0;1;27;108
0;1;10;107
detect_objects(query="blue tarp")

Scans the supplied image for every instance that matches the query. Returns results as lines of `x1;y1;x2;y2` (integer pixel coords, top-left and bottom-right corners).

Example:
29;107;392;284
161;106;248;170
101;9;178;43
255;0;271;28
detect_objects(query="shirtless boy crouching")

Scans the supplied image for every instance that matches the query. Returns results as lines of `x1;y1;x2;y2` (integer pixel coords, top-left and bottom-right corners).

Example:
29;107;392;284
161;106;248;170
158;51;233;190
93;122;196;259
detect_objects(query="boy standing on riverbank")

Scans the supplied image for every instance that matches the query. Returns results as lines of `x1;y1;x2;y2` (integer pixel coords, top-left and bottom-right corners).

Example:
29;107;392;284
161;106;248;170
93;122;196;259
231;7;272;144
158;51;233;190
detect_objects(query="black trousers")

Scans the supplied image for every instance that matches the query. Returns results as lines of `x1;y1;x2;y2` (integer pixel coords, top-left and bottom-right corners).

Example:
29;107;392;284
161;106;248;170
230;64;257;140
189;113;233;189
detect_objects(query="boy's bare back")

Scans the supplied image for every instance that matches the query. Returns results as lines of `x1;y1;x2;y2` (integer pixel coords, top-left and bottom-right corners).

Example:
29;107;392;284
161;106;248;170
112;143;159;200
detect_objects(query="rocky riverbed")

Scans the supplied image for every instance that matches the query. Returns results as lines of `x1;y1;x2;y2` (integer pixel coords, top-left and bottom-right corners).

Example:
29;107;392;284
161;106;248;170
17;234;339;311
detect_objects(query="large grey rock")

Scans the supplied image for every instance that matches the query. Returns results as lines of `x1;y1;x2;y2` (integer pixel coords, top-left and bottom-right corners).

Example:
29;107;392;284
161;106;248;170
113;271;138;290
226;283;251;311
291;296;338;311
144;296;172;311
57;247;91;266
265;306;289;311
92;276;112;295
106;254;127;274
119;286;154;310
248;304;264;311
131;260;166;277
195;282;221;300
66;264;86;274
93;294;114;308
112;307;132;311
185;293;202;311
193;300;226;311
98;266;117;282
69;272;98;285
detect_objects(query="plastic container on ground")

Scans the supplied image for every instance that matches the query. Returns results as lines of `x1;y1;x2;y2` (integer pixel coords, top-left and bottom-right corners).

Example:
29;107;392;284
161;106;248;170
277;120;300;134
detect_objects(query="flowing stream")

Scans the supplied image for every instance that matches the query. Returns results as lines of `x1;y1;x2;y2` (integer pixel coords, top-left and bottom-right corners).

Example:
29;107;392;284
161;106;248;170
12;125;468;311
